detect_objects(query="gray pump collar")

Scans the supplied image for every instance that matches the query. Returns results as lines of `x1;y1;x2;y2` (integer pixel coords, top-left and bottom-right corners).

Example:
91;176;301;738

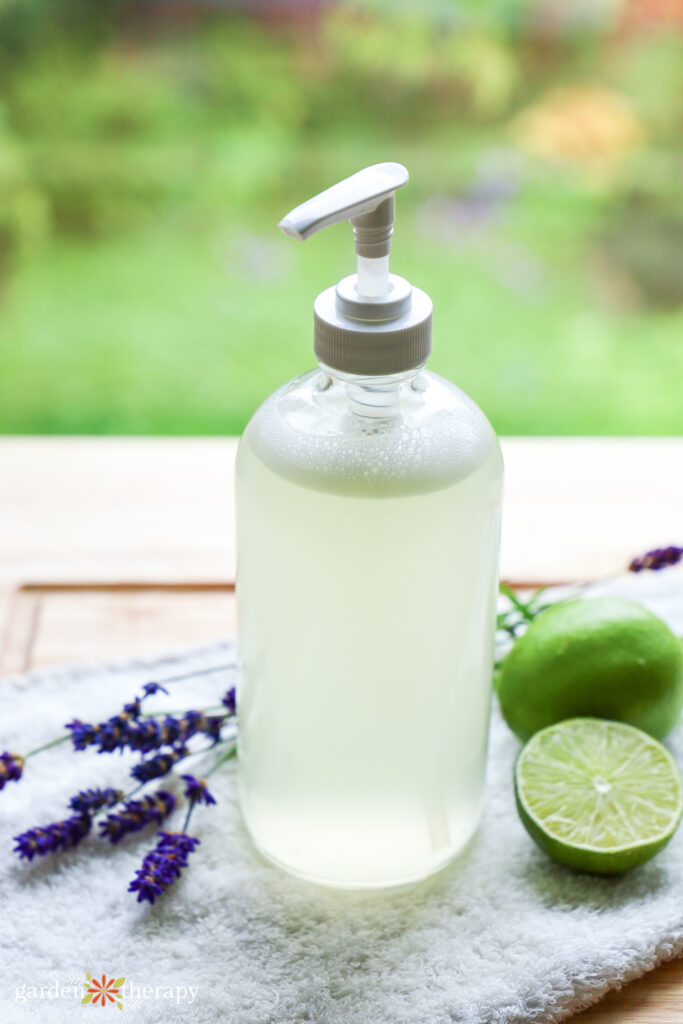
314;276;432;376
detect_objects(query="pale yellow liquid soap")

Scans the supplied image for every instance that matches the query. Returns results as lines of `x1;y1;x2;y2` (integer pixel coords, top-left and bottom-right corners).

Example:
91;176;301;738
236;368;502;887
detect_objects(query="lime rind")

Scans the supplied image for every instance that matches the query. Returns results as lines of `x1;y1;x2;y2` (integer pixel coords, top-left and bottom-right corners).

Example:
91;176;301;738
497;598;683;742
514;718;683;874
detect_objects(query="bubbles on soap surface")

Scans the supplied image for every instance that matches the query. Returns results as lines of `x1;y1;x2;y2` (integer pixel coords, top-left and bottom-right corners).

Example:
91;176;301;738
245;369;496;497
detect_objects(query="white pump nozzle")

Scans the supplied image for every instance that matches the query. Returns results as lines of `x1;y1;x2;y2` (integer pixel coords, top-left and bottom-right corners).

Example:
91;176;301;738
279;162;409;299
277;162;431;377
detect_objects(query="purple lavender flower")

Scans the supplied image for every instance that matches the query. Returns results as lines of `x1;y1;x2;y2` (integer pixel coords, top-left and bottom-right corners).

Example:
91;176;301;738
0;751;24;790
128;832;200;904
66;679;175;754
98;791;175;844
14;813;91;860
131;746;188;783
97;713;137;753
65;720;98;751
68;709;227;755
222;687;236;715
126;712;224;751
125;718;163;753
68;788;122;814
181;774;217;807
152;713;192;747
629;546;683;573
200;715;225;745
66;713;133;753
120;681;168;717
142;682;169;697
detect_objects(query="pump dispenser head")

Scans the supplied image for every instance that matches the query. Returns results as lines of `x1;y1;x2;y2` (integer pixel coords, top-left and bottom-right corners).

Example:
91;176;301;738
279;163;432;376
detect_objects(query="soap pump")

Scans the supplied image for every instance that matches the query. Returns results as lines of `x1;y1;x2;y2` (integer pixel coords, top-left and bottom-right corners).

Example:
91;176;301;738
236;163;503;888
279;161;432;383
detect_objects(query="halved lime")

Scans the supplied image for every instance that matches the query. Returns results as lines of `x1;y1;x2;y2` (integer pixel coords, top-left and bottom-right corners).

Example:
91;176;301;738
514;718;683;874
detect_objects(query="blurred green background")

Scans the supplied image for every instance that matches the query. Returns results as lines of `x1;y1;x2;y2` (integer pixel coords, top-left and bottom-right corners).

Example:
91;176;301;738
0;0;681;436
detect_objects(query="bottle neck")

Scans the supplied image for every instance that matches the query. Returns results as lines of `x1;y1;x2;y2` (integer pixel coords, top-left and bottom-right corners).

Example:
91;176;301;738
320;364;425;420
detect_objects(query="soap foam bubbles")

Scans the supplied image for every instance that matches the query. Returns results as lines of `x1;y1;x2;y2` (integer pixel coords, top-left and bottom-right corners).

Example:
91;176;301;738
245;370;496;497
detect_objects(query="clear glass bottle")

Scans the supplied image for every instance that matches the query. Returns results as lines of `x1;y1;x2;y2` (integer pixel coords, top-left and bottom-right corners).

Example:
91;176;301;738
236;165;503;887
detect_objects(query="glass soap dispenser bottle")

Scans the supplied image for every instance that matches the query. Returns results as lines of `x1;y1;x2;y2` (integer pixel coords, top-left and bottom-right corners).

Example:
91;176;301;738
236;163;502;888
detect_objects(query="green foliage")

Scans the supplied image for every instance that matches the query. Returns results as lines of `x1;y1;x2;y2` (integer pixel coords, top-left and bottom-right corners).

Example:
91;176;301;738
0;6;680;434
606;33;683;141
1;22;316;238
0;109;50;275
8;56;193;142
0;0;124;63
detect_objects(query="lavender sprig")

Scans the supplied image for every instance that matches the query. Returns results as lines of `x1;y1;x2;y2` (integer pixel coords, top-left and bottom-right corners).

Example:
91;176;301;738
9;667;234;900
65;680;171;754
629;546;683;573
131;746;189;783
222;687;236;716
141;682;169;698
0;752;24;790
98;791;176;844
2;673;231;795
180;774;217;807
69;788;123;814
126;712;226;752
128;832;200;904
67;684;154;754
127;757;224;905
67;710;227;755
118;681;170;720
14;814;91;861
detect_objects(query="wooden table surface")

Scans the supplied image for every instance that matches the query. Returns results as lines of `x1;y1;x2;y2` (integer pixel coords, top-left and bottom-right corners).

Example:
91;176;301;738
1;435;682;1021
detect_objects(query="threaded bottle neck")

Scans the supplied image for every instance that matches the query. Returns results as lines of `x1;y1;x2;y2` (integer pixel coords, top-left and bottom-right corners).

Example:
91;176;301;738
320;365;425;421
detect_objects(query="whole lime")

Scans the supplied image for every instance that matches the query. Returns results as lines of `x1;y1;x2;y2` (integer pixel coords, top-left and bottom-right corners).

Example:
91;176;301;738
498;597;683;741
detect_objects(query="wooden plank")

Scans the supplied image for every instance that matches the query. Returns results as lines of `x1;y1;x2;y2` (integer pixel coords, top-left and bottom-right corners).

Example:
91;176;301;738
0;436;681;589
0;437;238;586
12;586;237;670
577;956;683;1022
0;587;40;674
500;437;683;583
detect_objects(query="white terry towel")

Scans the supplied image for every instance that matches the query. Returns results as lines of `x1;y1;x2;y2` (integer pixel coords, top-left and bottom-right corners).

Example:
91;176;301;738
1;568;683;1023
